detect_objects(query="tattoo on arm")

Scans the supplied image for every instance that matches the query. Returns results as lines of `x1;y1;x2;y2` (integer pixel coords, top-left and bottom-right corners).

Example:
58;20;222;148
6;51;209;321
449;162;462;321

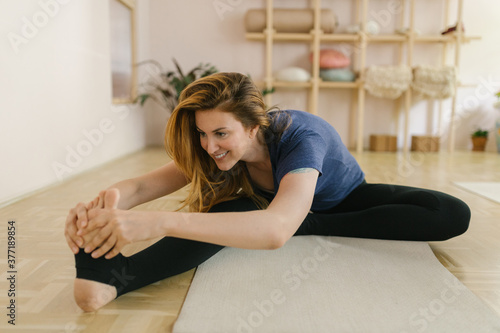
289;168;316;174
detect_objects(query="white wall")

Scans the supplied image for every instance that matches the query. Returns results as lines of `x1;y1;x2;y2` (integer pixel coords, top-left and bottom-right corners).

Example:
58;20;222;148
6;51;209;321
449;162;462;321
146;0;500;151
441;0;500;152
0;0;150;206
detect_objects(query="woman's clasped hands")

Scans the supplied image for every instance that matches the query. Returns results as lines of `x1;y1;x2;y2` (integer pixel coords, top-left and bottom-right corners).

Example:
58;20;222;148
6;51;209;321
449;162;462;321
64;188;158;260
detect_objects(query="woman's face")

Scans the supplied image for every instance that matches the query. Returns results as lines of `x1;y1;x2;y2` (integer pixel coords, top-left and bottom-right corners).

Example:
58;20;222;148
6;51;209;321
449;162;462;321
195;109;258;171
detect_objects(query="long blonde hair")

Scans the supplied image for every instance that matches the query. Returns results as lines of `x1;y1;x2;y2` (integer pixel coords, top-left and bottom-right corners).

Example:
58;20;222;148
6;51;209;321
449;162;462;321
165;72;287;212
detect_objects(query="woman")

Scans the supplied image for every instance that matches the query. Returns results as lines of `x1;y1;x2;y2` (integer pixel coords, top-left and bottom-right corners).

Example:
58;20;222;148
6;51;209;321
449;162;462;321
65;72;470;312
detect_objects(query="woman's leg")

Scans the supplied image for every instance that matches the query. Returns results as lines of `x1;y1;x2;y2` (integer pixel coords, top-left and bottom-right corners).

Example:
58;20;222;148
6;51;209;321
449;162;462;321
74;197;261;311
294;183;470;241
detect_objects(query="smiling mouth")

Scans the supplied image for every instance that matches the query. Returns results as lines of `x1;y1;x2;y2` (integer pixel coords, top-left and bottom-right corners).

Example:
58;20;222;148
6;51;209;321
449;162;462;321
214;151;228;160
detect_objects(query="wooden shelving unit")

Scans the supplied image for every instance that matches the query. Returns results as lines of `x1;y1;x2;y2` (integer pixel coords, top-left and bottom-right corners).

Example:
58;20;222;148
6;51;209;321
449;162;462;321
246;0;480;153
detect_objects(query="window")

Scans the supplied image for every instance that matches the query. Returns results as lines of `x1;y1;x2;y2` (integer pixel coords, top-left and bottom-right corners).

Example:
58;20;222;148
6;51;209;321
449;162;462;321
109;0;136;103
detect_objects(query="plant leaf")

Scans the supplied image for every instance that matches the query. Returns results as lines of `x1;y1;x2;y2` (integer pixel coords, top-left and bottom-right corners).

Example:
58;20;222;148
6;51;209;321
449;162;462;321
137;94;150;106
187;65;202;78
172;58;185;79
262;87;275;96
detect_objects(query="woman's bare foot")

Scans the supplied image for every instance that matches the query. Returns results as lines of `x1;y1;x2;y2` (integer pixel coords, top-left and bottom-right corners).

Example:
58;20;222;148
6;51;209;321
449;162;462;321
74;278;117;312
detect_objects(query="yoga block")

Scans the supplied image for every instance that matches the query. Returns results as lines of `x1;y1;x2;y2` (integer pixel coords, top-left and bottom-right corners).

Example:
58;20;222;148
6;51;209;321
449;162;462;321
411;135;440;152
369;135;397;152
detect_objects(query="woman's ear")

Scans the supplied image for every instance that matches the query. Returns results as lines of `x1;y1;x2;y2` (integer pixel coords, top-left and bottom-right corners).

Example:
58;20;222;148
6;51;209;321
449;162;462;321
249;125;260;139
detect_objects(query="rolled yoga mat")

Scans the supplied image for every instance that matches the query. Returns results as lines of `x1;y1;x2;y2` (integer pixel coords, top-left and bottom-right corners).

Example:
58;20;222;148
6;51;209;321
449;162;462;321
245;9;337;34
173;236;500;333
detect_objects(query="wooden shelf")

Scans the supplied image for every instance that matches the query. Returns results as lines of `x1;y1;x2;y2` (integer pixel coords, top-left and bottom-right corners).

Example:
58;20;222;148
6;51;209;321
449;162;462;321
247;0;479;153
273;81;312;88
320;34;360;42
274;80;360;89
247;32;480;45
367;34;407;42
246;32;360;42
414;34;480;43
415;34;454;42
319;80;360;89
246;32;312;42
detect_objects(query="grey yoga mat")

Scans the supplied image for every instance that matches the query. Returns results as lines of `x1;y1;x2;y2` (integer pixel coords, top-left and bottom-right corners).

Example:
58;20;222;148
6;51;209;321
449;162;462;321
173;236;500;333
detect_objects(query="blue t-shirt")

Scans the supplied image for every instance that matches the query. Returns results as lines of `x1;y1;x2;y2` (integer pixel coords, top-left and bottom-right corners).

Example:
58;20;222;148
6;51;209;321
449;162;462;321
266;110;365;212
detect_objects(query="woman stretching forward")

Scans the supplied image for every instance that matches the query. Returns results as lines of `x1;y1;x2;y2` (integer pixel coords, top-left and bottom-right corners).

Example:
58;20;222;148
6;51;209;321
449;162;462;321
65;72;470;312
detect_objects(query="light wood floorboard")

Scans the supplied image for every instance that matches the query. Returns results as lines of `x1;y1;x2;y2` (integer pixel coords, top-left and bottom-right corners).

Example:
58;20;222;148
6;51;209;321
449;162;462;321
0;147;499;332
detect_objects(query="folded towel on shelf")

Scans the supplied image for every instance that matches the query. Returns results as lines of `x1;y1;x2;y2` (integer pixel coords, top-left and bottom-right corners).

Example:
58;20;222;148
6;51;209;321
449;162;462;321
412;65;456;99
364;65;413;99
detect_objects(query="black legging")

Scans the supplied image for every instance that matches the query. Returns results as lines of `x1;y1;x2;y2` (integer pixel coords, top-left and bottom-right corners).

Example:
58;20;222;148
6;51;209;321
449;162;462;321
75;181;470;297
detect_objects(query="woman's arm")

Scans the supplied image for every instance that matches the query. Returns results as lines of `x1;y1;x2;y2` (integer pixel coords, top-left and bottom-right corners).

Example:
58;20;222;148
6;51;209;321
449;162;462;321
81;169;319;258
168;169;319;249
111;160;189;210
79;161;188;223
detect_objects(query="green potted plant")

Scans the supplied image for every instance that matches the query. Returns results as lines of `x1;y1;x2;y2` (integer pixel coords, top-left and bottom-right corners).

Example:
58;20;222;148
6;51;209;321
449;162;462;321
135;58;218;112
134;60;274;112
471;128;488;151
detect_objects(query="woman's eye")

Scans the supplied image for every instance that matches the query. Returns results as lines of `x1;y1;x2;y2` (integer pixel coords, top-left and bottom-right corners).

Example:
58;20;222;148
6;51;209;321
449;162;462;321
199;132;206;138
216;132;227;137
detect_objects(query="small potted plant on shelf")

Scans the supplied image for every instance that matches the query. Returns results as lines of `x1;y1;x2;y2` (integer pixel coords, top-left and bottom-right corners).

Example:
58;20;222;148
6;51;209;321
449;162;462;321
471;128;488;151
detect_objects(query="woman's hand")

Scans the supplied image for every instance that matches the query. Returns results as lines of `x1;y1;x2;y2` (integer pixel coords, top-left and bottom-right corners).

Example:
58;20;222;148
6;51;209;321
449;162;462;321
64;189;118;254
77;188;164;259
78;208;162;259
65;201;90;254
64;195;102;254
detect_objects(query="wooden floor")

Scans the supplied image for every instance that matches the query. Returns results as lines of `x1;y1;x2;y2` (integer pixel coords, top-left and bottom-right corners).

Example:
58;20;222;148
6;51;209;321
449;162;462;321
1;146;499;332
